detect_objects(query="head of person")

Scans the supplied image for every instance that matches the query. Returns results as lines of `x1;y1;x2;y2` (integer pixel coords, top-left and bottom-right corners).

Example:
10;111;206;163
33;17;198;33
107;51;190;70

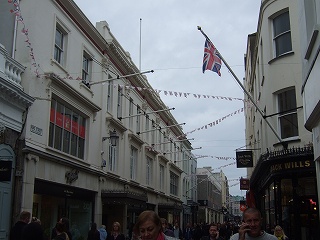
242;208;263;237
100;225;106;230
55;222;66;234
274;225;286;238
160;218;168;230
91;223;97;231
112;222;121;232
133;210;162;240
20;211;31;223
59;217;70;230
174;221;179;228
208;224;219;239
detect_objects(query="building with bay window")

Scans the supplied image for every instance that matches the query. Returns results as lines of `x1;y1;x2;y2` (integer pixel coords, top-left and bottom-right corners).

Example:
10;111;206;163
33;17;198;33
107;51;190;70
244;0;319;239
0;0;197;239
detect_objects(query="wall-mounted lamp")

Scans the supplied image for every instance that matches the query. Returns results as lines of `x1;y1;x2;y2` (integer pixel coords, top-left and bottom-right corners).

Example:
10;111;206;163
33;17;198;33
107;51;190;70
102;130;119;146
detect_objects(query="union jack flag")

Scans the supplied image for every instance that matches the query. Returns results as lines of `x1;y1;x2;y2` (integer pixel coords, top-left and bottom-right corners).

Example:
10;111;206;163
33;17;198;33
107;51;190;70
202;39;222;76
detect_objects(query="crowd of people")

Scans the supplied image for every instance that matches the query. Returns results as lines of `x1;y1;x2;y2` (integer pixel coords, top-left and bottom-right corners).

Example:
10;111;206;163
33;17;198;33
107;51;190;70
9;208;288;240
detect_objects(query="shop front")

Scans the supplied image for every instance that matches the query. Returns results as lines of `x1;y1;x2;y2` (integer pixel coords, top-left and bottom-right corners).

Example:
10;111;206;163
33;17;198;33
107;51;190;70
158;202;183;226
34;179;96;240
101;190;149;235
249;146;319;240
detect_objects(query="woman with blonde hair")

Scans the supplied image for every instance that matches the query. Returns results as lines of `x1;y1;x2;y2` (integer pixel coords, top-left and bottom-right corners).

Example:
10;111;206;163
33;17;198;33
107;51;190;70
107;222;125;240
274;225;289;240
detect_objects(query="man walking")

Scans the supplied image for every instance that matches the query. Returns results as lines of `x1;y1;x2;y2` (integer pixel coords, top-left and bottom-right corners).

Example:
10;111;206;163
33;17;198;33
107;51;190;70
10;211;31;240
230;208;277;240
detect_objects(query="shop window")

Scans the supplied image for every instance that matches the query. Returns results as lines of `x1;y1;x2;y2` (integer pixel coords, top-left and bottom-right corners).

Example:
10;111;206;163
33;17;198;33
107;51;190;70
170;172;179;196
130;146;138;180
277;88;298;140
272;11;292;57
49;98;86;159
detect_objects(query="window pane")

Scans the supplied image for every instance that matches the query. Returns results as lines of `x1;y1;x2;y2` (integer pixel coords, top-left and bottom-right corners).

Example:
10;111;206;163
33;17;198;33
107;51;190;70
278;89;296;112
78;137;84;159
71;133;78;156
49;123;54;147
275;32;292;56
273;12;290;37
54;126;62;150
63;131;70;154
273;12;292;57
280;113;298;138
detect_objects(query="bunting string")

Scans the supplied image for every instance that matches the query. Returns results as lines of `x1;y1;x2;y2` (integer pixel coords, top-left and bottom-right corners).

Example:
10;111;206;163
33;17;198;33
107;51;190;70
8;0;41;77
194;154;236;161
46;73;246;102
178;107;244;138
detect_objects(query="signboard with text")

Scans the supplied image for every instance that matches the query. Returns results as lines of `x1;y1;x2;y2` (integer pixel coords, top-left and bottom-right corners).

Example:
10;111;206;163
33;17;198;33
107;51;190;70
0;161;12;181
236;150;253;168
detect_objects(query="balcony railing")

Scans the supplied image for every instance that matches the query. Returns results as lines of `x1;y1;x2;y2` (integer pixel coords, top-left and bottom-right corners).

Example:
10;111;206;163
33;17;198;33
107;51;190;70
0;44;25;88
261;144;314;161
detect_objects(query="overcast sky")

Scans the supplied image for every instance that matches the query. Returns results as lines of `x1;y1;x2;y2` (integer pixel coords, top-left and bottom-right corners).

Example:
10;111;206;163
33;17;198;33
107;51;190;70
74;0;261;196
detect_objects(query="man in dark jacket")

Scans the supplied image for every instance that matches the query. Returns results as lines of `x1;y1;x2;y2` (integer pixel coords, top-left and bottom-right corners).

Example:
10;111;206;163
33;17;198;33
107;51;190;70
200;224;224;240
10;211;31;240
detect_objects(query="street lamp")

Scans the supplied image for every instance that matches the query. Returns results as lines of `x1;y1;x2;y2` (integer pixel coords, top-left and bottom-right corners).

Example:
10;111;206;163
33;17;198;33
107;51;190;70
102;130;119;146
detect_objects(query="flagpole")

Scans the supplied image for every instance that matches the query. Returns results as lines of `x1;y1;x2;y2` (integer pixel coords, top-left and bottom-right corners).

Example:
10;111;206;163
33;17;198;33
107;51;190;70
197;26;286;147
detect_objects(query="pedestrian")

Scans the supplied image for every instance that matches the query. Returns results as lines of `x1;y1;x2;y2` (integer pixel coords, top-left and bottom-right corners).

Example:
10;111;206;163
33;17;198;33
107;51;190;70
160;218;175;237
87;223;100;240
192;223;202;240
273;225;289;240
173;221;183;239
99;225;108;240
107;222;125;240
133;210;168;240
183;223;193;240
22;217;44;240
229;208;277;240
51;217;72;240
9;211;31;240
53;222;70;240
200;223;224;240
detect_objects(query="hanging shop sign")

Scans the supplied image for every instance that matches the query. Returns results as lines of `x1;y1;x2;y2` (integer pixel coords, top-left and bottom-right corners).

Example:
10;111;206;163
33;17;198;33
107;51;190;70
236;150;253;168
240;178;250;190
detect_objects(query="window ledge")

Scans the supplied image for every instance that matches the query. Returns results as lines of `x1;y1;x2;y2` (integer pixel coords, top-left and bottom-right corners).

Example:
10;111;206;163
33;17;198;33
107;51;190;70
51;58;68;73
268;51;294;64
273;137;301;147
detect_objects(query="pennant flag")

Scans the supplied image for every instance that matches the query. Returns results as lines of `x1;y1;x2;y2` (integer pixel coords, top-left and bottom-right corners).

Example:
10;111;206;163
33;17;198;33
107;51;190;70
202;39;222;76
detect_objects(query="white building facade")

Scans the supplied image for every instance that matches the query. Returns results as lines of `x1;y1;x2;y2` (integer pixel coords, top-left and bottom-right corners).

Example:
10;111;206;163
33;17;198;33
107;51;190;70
0;0;197;239
244;0;318;239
